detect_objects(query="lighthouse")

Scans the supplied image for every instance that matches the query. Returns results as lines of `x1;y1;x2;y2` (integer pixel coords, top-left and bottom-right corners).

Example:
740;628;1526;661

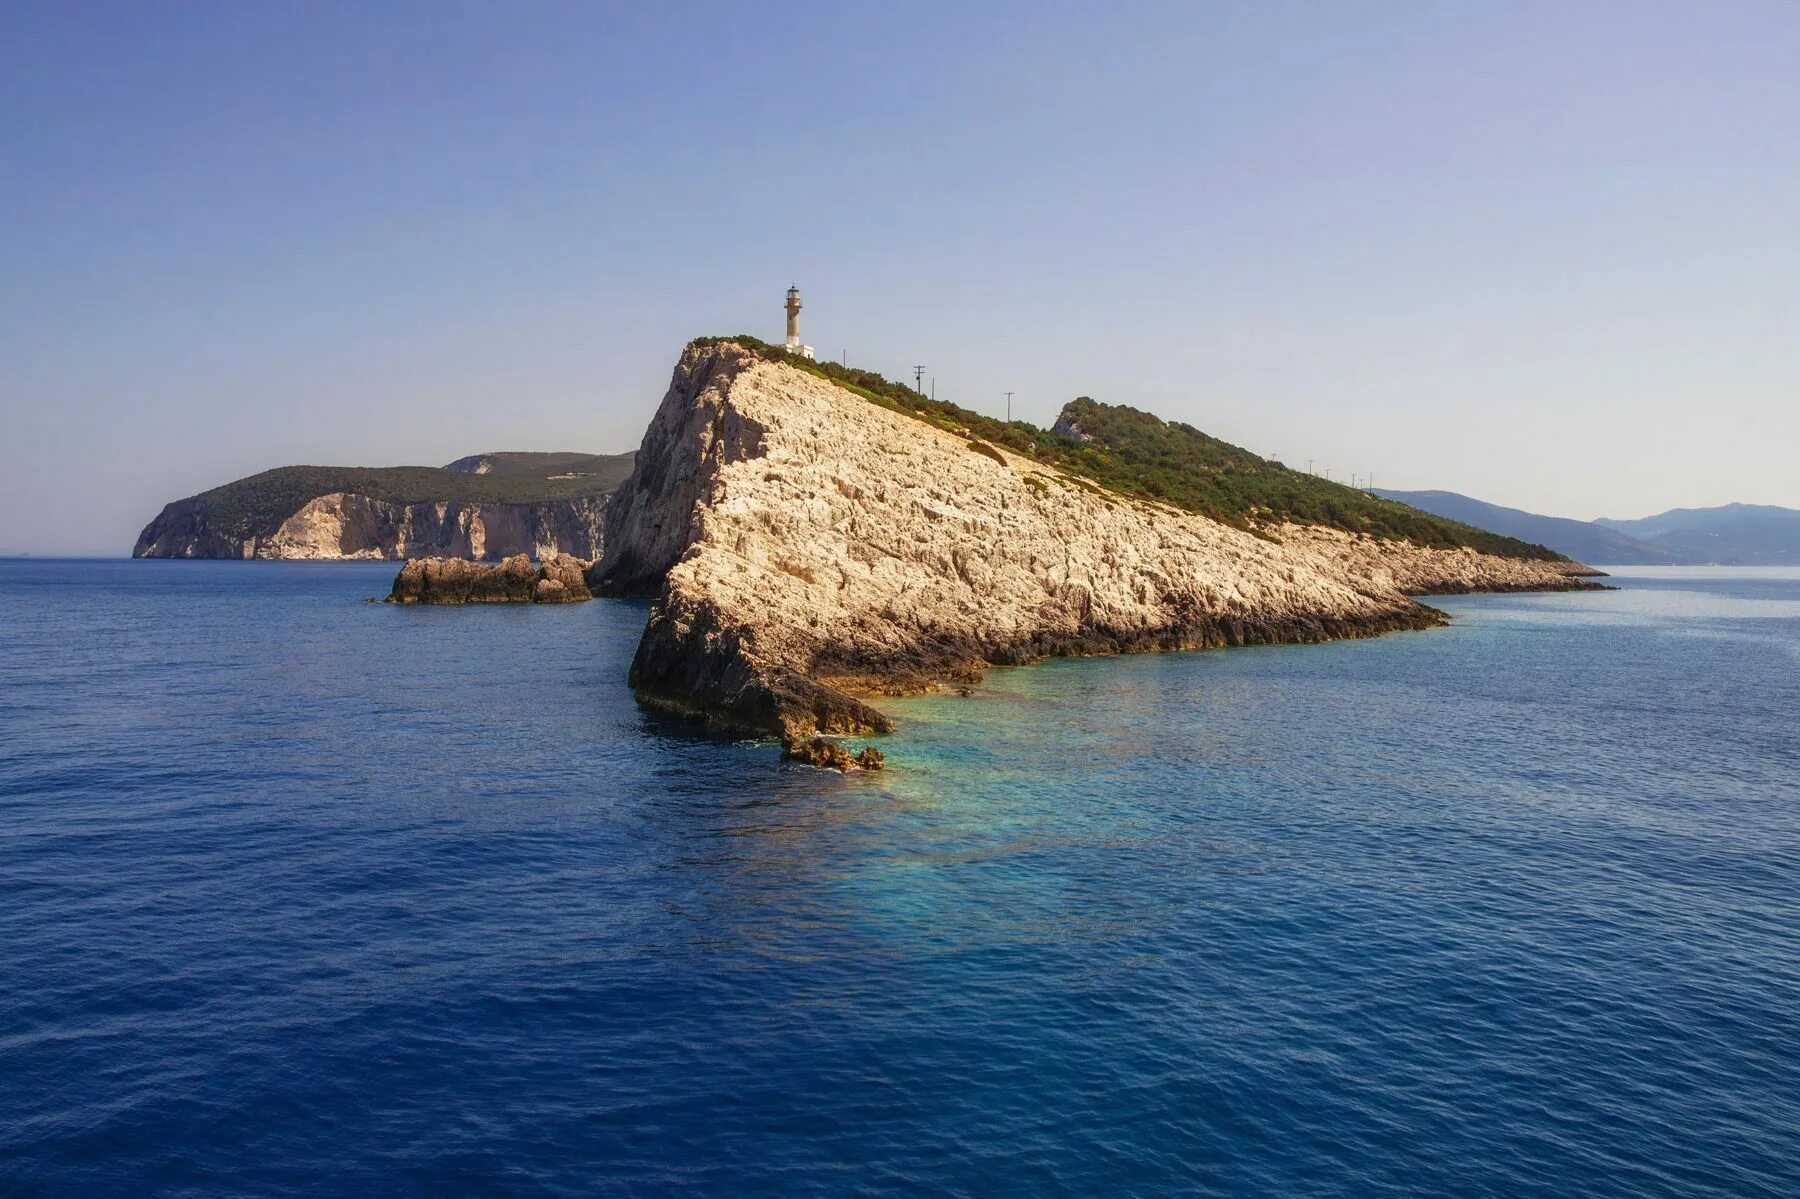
783;286;815;360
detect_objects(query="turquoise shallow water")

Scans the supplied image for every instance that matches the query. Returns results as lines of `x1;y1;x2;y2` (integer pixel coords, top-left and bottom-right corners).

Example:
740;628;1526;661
2;561;1797;1196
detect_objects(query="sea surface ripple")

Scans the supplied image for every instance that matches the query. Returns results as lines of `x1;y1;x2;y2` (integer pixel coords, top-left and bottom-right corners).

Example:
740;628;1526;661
2;561;1797;1197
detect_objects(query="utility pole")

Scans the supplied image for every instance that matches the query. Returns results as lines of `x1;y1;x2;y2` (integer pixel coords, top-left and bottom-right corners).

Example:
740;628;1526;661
1005;391;1014;422
1307;459;1314;476
914;365;926;396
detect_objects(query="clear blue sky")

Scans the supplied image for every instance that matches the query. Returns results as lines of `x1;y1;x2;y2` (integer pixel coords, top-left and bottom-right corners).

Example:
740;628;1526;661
3;1;1796;554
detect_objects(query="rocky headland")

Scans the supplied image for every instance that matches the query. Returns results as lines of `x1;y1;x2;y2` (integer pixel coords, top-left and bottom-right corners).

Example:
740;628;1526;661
134;452;633;560
140;492;608;561
589;340;1602;752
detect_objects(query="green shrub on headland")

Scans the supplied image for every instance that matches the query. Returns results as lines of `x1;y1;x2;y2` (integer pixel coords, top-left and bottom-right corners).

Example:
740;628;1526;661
697;335;1565;562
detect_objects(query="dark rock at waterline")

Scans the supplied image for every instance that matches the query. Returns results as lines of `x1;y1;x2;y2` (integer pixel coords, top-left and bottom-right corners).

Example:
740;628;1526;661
783;736;885;772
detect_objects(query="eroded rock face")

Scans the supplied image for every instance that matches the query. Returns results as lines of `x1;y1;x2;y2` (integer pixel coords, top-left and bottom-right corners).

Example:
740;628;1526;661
134;495;605;560
387;554;593;604
534;554;592;602
596;342;1600;742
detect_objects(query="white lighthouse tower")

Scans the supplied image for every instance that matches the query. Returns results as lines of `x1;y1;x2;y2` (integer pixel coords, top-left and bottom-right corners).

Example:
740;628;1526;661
784;286;815;360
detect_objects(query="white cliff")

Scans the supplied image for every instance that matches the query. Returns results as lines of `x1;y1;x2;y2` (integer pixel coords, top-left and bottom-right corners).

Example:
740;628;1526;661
134;493;605;560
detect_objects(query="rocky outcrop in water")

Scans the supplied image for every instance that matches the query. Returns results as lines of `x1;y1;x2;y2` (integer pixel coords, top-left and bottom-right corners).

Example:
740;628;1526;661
593;342;1601;747
783;737;886;771
533;553;592;603
386;554;594;604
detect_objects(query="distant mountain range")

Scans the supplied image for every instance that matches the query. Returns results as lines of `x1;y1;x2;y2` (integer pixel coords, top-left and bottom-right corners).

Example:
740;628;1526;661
1593;505;1800;566
1370;490;1670;565
1374;491;1798;566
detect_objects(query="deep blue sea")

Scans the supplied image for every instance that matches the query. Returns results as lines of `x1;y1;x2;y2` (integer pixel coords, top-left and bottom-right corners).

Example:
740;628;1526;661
2;560;1797;1197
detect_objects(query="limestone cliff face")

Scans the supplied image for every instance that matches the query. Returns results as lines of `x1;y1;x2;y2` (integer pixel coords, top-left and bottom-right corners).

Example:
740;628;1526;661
595;343;1599;743
133;495;604;561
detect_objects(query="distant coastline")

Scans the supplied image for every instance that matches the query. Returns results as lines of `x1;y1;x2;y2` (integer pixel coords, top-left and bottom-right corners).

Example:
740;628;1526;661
131;452;633;561
1376;489;1800;567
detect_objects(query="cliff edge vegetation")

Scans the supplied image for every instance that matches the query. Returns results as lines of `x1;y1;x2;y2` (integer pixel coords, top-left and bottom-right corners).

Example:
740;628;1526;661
692;336;1565;562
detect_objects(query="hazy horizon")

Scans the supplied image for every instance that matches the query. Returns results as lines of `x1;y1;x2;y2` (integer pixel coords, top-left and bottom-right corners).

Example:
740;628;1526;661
4;2;1797;555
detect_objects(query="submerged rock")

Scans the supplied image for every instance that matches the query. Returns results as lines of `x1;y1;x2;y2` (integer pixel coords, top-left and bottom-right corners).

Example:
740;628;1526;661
783;736;884;772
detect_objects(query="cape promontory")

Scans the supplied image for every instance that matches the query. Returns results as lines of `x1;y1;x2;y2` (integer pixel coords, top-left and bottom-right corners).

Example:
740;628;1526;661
590;339;1601;746
134;452;634;560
